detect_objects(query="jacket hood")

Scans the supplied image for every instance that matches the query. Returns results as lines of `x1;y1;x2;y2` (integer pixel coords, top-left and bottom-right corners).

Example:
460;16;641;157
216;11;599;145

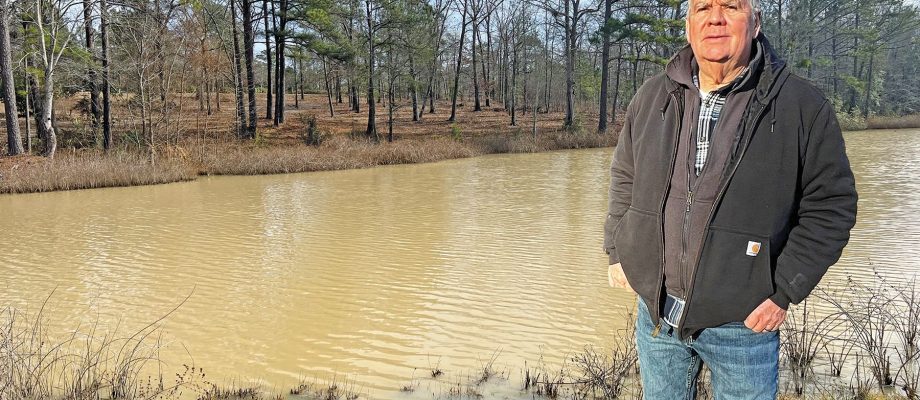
665;33;788;103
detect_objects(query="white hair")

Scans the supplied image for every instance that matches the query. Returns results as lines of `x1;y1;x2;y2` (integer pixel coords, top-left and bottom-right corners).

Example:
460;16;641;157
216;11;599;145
686;0;762;23
687;0;762;14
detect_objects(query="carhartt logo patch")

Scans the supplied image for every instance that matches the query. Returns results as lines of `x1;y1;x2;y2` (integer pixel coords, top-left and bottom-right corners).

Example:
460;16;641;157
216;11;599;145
746;241;761;257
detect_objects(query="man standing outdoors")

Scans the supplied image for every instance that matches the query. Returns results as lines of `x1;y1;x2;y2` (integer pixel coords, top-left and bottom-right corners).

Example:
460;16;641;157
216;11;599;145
604;0;857;398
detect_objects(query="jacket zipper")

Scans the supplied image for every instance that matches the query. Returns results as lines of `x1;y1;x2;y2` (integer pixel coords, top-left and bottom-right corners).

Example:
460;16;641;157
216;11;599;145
651;87;684;336
679;91;729;296
676;100;769;338
680;169;692;294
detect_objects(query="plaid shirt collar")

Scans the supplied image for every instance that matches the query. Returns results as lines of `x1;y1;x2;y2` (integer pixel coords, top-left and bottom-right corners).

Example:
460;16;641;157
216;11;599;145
690;66;751;176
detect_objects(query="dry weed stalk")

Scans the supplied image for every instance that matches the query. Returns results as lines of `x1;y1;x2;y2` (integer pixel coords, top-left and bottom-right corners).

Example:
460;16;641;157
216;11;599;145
0;290;198;400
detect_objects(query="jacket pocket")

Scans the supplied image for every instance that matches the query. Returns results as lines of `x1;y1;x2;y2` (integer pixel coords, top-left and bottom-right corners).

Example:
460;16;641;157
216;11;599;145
685;227;773;328
613;207;662;301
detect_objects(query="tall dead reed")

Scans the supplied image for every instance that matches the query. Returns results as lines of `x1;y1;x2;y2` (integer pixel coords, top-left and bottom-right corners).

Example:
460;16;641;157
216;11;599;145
0;291;201;400
0;151;196;194
773;272;920;399
2;130;617;195
866;114;920;130
191;136;478;176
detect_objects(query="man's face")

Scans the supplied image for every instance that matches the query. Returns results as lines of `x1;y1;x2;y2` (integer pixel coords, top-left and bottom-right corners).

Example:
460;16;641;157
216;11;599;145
686;0;760;64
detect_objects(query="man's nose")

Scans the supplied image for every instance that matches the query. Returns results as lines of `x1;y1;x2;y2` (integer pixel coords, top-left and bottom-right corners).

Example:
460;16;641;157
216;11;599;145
707;6;727;25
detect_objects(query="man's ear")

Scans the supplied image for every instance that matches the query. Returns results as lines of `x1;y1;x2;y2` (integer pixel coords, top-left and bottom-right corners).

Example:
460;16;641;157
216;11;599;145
753;11;762;37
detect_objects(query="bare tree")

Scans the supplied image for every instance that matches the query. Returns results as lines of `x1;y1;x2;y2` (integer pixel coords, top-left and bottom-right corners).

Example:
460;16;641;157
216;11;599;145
32;0;81;158
364;0;379;139
231;0;247;137
241;0;256;138
417;0;450;119
0;0;23;155
262;0;272;119
536;0;599;130
597;0;613;133
100;0;111;150
447;0;469;122
272;0;288;125
83;0;100;134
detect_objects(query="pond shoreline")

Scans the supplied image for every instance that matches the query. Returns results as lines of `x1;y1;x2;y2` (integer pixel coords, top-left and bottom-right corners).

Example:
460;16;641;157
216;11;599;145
0;132;617;195
2;120;919;195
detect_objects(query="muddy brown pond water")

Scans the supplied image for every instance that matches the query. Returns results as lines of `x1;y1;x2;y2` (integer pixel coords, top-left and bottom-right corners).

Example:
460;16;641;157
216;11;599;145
1;129;918;398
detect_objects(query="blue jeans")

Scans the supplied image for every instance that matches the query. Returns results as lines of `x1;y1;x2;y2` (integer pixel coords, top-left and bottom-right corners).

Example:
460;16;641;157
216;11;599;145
635;297;779;400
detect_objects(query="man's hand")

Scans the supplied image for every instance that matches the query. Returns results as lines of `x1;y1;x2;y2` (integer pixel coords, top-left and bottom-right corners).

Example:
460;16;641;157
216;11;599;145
608;263;635;293
744;298;786;333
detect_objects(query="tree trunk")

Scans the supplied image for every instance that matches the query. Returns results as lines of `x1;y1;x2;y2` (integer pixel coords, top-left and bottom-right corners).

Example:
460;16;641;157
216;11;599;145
263;0;272;119
29;73;44;145
335;70;342;103
347;10;359;113
776;0;783;55
206;78;213;114
410;57;418;121
484;10;492;107
101;0;112;150
543;11;550;112
510;34;518;126
40;67;56;158
351;82;359;112
0;1;23;155
387;76;394;142
597;0;612;133
506;25;511;107
293;58;299;108
323;56;334;117
611;45;621;129
273;0;287;125
532;86;537;138
198;80;205;112
23;57;31;153
419;73;432;118
863;52;874;119
563;0;575;129
230;0;247;137
471;11;481;112
448;3;467;122
82;0;100;134
241;0;257;138
848;1;860;113
365;0;377;140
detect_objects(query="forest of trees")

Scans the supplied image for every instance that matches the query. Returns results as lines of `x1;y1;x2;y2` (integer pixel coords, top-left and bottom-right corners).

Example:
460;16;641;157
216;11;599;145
0;0;918;158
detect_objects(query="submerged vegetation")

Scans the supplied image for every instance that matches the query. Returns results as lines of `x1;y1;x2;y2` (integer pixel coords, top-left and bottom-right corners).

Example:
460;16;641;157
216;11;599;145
5;275;920;399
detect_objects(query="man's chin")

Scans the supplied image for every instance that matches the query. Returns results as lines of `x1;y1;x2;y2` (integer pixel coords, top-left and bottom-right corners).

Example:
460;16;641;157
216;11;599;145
697;52;732;64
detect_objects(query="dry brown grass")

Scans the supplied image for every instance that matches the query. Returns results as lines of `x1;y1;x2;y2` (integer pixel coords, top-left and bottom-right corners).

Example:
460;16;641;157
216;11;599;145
0;130;614;194
191;135;478;176
191;131;615;177
867;114;920;130
0;151;196;194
